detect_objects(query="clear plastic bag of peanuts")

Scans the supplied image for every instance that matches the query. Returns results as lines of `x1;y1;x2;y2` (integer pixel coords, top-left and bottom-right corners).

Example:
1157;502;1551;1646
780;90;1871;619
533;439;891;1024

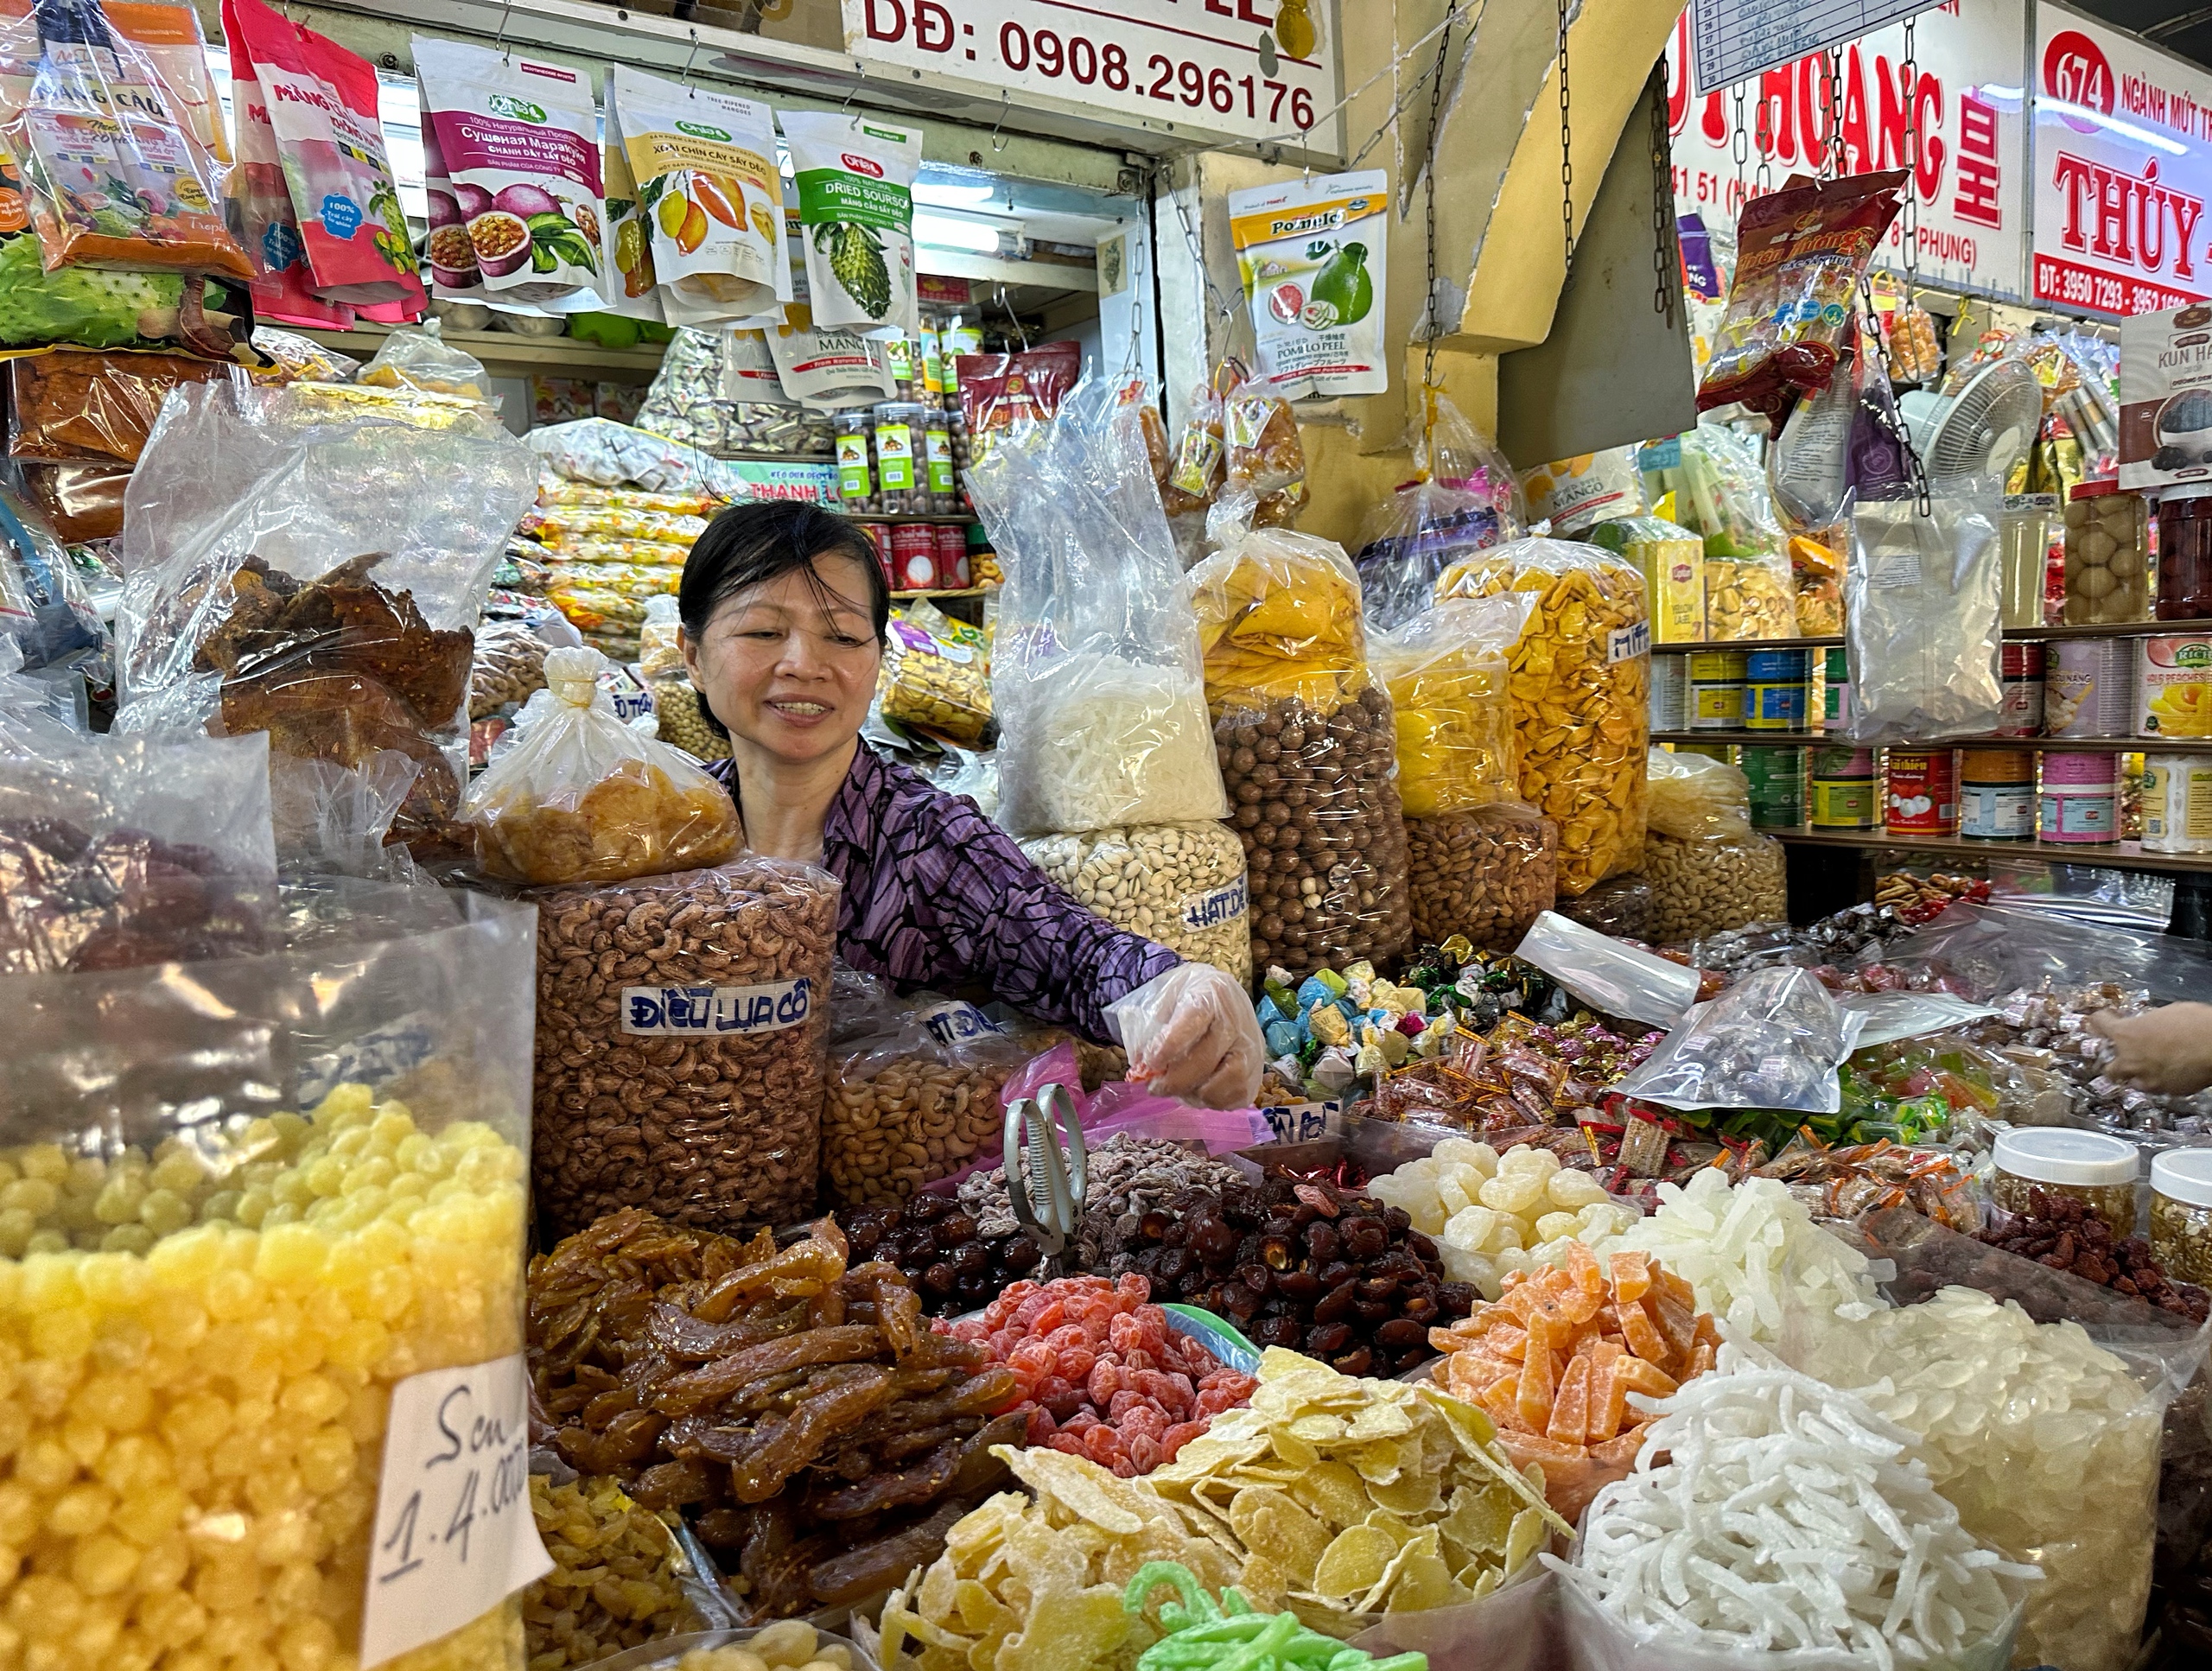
1189;489;1411;977
2;773;542;1671
823;991;1033;1210
461;645;740;885
1435;536;1650;897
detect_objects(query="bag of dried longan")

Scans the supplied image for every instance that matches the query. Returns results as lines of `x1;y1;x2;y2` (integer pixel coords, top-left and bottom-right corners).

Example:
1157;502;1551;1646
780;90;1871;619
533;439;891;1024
1191;498;1410;978
1373;595;1557;951
1435;536;1649;898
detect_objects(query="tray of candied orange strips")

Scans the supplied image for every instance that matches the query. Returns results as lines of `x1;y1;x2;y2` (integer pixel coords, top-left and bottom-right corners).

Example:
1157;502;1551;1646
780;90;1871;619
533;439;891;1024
1426;1242;1720;1521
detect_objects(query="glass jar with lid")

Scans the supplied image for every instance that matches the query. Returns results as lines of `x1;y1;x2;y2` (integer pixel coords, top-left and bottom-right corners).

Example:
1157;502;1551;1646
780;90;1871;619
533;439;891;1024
1991;1127;2139;1236
1999;493;2058;628
2156;483;2212;620
2151;1148;2212;1287
2063;480;2152;623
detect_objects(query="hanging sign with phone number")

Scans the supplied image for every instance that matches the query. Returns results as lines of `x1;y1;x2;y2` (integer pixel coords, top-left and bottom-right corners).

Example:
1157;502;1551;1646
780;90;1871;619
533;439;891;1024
842;0;1338;151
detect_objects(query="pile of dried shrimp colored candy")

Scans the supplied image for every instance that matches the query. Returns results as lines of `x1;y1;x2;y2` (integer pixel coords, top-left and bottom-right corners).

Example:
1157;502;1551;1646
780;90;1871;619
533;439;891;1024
941;1274;1258;1477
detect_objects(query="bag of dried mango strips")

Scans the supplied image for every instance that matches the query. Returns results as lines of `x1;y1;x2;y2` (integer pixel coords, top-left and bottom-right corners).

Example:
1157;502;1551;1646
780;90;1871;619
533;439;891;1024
1436;536;1649;897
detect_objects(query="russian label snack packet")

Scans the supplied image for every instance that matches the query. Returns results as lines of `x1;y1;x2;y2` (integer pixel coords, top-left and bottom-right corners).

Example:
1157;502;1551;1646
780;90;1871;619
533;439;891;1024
613;66;781;324
223;0;421;308
1228;168;1388;399
597;77;656;317
782;107;920;338
3;0;250;278
414;36;604;310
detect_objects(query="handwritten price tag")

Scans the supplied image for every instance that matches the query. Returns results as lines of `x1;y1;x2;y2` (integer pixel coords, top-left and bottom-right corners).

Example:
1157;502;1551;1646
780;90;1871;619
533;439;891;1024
361;1355;551;1669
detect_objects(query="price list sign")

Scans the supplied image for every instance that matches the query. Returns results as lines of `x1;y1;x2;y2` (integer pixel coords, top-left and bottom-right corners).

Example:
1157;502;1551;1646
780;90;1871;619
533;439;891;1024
1690;0;1944;95
845;0;1338;150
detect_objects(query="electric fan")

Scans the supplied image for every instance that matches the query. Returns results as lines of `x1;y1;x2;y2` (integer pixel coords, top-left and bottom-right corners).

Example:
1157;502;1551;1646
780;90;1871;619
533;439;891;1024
1907;359;2044;497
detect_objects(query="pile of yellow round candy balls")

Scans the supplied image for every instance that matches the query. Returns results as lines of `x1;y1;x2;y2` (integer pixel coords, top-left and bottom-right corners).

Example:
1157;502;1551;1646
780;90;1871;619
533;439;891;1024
0;1083;530;1671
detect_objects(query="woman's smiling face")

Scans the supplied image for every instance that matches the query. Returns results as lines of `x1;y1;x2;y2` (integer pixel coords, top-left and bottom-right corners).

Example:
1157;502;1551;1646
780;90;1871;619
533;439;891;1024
682;551;883;766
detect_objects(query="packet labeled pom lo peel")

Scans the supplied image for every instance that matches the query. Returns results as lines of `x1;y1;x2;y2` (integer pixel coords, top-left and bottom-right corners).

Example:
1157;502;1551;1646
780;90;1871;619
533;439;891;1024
1229;168;1388;399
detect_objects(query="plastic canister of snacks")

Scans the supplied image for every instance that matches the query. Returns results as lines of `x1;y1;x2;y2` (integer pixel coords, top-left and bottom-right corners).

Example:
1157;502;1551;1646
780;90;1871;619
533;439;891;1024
1995;641;2045;737
1822;645;1851;729
1744;648;1811;731
2040;750;2119;843
835;410;875;510
888;524;938;592
2158;482;2212;619
2152;1148;2212;1287
925;415;958;512
872;401;928;513
1809;746;1879;829
1885;747;1957;835
1959;747;2034;841
2145;754;2212;853
1688;649;1748;730
1999;492;2059;627
2136;634;2212;739
2046;637;2134;737
1740;745;1806;829
1992;1126;2139;1237
933;523;970;587
1649;654;1688;730
2063;479;2152;623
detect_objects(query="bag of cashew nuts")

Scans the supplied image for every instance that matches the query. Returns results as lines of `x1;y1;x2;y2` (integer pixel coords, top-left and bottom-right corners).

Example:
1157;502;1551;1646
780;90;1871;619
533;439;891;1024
1643;748;1787;944
1191;494;1411;979
964;374;1226;836
1435;536;1649;898
463;647;741;886
530;855;839;1235
1020;821;1252;986
823;993;1035;1210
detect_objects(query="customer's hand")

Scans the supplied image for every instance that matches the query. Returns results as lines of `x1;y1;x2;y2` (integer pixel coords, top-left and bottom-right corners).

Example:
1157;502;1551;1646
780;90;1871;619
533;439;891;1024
2089;1002;2212;1096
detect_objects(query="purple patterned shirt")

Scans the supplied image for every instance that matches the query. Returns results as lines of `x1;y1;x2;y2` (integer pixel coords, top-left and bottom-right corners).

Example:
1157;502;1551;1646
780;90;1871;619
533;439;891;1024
707;746;1179;1039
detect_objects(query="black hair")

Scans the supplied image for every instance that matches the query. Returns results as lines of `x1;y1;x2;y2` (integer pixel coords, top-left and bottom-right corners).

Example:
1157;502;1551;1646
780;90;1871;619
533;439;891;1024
677;501;891;740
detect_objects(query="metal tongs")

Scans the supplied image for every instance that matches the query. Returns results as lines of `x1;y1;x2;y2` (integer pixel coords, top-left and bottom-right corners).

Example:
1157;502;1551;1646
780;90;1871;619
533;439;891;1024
1003;1081;1087;1277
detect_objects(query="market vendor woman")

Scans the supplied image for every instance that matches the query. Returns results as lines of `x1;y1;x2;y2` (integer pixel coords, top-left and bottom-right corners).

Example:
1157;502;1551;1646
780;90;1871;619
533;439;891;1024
681;499;1262;1109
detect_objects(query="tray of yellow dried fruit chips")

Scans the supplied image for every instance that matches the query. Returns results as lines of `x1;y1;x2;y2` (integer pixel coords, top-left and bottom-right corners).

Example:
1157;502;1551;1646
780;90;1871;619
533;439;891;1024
866;1348;1569;1671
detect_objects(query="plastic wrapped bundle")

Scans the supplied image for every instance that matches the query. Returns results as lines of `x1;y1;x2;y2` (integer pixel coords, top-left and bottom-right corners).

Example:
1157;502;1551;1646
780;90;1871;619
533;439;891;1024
1022;820;1250;984
1351;395;1522;631
1436;537;1649;896
1644;750;1787;942
1192;502;1409;976
1842;493;2004;744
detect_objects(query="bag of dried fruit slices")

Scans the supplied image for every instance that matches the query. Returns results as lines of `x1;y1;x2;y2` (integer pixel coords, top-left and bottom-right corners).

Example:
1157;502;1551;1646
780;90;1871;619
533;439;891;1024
783;107;920;339
413;37;605;311
612;66;782;326
222;0;423;310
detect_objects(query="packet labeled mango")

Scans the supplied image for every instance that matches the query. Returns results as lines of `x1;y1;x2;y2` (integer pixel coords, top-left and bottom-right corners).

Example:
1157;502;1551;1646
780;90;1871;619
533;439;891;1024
613;67;781;324
1228;168;1387;399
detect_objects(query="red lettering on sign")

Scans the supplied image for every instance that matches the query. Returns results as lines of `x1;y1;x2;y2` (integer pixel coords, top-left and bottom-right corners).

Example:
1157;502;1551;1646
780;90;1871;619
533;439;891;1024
1952;92;2001;229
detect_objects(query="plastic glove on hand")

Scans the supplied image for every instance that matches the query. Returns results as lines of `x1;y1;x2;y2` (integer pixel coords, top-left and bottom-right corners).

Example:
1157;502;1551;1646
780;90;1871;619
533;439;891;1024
1106;962;1263;1110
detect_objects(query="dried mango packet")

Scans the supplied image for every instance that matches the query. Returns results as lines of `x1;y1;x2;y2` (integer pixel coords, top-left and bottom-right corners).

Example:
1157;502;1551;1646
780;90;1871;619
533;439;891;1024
1437;537;1648;897
1696;169;1906;417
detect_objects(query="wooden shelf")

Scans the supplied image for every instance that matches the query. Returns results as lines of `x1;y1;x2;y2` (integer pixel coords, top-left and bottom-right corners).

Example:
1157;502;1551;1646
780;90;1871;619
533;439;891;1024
849;511;981;526
1649;620;2212;653
1655;730;2212;755
892;585;995;600
1767;826;2212;874
296;321;668;381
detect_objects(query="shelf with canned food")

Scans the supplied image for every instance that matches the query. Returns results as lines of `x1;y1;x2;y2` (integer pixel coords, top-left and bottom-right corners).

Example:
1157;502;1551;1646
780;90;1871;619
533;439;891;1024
1655;730;2212;755
1761;826;2212;875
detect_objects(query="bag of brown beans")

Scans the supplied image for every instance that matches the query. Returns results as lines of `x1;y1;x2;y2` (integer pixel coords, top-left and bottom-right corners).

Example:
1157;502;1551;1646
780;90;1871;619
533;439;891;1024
1191;501;1411;979
529;855;839;1235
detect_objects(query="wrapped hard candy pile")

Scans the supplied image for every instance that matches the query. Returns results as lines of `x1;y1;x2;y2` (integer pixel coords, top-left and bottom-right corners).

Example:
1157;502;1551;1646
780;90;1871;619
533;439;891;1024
1792;1285;2167;1671
1559;1346;2041;1669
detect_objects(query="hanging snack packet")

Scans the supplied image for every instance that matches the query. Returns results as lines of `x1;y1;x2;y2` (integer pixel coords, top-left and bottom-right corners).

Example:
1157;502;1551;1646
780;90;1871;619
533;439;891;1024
782;108;920;337
3;0;251;279
956;342;1080;461
1223;377;1307;528
1227;168;1388;399
612;67;781;324
219;0;350;327
414;37;603;310
223;0;421;308
597;78;655;315
767;302;896;409
1697;169;1906;417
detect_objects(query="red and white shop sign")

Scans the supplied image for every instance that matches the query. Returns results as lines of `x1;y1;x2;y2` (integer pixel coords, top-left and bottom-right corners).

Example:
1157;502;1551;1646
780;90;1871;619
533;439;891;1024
1666;0;2026;298
2033;8;2212;316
